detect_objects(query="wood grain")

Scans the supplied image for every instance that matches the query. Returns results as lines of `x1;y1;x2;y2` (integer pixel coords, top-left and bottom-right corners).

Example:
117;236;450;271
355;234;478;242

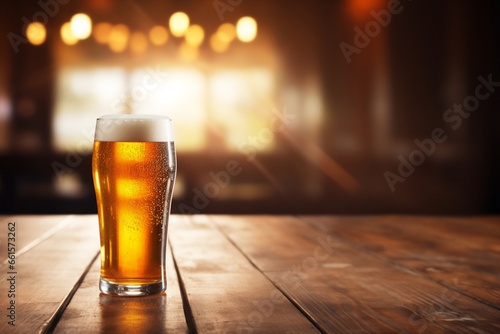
53;238;188;333
2;214;499;334
169;215;319;334
302;215;500;308
0;215;99;333
212;215;500;333
0;215;74;263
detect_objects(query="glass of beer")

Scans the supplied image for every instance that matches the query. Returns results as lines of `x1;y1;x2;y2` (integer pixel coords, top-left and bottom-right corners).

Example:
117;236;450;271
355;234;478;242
92;114;176;296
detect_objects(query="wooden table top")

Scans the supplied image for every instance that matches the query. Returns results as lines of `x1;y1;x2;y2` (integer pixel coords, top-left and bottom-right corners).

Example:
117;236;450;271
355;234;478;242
0;215;499;333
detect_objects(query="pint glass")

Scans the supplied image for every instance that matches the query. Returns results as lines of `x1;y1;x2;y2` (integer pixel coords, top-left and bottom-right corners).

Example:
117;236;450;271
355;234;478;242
92;115;176;296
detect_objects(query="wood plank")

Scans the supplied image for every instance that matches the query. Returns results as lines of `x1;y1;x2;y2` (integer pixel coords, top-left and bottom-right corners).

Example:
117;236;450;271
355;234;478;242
423;216;500;239
0;215;100;333
302;215;500;308
53;238;188;333
212;215;500;333
0;215;74;263
169;215;319;333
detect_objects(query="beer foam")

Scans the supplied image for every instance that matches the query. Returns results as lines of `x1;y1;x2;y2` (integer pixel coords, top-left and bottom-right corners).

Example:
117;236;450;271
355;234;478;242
94;114;174;142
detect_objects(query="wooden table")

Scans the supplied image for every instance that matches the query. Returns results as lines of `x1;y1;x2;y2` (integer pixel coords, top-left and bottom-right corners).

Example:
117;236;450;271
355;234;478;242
0;215;499;333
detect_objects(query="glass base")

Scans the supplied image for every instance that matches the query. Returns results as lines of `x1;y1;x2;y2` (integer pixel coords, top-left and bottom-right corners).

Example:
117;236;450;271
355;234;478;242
100;278;165;296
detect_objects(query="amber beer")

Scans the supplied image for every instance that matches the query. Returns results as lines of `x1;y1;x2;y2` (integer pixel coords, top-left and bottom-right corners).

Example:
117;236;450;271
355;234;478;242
92;115;176;296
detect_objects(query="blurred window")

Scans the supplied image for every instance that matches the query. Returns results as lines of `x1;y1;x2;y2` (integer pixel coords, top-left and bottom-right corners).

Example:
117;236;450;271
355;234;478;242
52;67;276;153
130;68;206;151
53;67;127;152
210;69;275;151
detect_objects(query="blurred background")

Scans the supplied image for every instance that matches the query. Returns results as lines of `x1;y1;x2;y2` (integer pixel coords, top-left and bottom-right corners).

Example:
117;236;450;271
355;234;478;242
0;0;499;215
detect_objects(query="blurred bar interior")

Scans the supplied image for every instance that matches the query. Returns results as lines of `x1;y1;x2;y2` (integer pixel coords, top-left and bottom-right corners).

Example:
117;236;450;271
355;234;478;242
0;0;499;214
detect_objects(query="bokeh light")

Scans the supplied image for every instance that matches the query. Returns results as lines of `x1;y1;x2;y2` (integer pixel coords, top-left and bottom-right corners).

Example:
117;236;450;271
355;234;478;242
149;25;168;46
169;12;190;37
210;33;229;53
108;24;129;53
93;22;112;44
185;24;204;47
130;32;148;54
217;23;236;43
179;41;198;61
26;22;46;45
60;22;79;45
236;16;257;42
70;13;92;40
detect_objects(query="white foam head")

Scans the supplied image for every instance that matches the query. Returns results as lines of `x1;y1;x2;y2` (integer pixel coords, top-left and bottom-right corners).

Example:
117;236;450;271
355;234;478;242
94;114;174;142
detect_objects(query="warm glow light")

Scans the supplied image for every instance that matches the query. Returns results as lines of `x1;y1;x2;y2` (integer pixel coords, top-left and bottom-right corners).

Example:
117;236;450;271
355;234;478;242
130;68;206;150
179;41;198;61
108;24;129;53
53;68;127;152
347;0;386;21
169;12;189;37
26;22;46;45
130;32;148;54
117;178;147;198
149;25;168;46
236;16;257;42
185;24;204;47
93;22;112;44
210;33;229;53
60;22;79;45
117;205;148;276
70;13;92;40
217;23;236;43
116;142;146;162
